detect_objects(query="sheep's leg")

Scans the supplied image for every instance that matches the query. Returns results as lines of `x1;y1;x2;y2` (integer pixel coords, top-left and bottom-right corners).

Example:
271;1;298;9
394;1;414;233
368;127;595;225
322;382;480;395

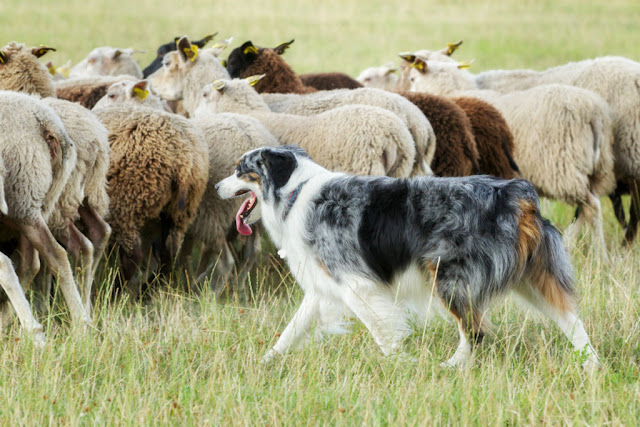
235;227;263;293
211;242;236;297
30;266;52;316
61;221;94;316
195;244;215;279
0;252;44;344
623;180;640;245
177;232;195;279
78;204;112;280
565;194;607;261
609;187;626;228
16;234;40;290
18;216;91;326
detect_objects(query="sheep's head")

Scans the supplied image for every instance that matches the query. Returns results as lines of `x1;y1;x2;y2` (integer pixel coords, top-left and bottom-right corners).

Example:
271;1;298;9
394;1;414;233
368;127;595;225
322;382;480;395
142;32;218;78
226;39;294;78
0;42;56;97
356;63;399;91
401;57;476;95
69;47;143;79
195;75;265;117
147;36;202;101
104;80;150;103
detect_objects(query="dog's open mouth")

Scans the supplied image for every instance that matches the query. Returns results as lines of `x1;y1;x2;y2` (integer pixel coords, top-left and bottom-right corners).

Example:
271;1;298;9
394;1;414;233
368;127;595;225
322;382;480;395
235;190;257;236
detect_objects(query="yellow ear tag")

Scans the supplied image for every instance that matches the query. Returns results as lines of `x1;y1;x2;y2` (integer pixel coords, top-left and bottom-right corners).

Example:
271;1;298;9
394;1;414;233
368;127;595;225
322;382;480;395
133;87;149;101
183;44;199;62
220;59;227;67
211;80;226;92
246;74;265;86
457;59;474;69
0;52;7;64
243;45;259;55
60;65;71;78
446;41;462;55
48;64;57;76
410;61;425;71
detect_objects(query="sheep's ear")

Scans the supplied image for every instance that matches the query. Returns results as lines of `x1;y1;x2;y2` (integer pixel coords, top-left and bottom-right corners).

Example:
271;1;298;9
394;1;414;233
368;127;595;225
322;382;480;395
132;80;149;100
457;59;474;69
177;36;198;62
220;59;227;67
194;33;217;48
212;37;233;50
113;49;123;59
241;41;259;56
442;40;463;56
410;58;427;73
211;80;227;93
32;46;56;58
398;52;416;64
273;39;294;55
384;67;397;76
0;50;5;64
246;74;265;86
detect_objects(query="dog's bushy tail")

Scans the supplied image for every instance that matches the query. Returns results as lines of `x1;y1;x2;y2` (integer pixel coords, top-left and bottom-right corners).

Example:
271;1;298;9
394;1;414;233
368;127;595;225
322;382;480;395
528;217;575;311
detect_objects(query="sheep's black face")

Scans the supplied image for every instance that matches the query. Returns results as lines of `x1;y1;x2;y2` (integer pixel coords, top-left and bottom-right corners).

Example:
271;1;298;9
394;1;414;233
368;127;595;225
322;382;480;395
226;41;259;78
143;41;176;78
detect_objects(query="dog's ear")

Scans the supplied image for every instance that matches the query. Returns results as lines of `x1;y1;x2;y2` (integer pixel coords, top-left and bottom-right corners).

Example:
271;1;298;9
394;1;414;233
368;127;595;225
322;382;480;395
260;149;297;190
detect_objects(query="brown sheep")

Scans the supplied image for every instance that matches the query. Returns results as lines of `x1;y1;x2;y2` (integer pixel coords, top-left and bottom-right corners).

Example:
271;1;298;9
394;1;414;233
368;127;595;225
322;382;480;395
93;105;208;287
400;92;479;177
451;96;519;179
299;72;363;90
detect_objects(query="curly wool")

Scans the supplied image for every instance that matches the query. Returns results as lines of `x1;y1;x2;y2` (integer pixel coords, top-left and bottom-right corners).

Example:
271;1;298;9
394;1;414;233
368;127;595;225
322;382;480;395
299;72;363;90
400;92;479;177
263;88;436;176
42;98;110;236
0;42;55;97
94;105;208;254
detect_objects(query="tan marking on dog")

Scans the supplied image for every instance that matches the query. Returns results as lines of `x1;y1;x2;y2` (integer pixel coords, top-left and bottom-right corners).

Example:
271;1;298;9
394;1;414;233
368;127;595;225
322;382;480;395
239;172;262;188
517;200;542;270
535;270;573;312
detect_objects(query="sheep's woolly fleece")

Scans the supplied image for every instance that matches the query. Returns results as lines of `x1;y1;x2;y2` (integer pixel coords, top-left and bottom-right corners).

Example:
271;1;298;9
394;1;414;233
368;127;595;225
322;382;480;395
0;42;55;97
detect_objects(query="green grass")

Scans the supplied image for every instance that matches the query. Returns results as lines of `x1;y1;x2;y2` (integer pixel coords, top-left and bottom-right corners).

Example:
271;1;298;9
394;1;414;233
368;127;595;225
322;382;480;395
1;0;640;424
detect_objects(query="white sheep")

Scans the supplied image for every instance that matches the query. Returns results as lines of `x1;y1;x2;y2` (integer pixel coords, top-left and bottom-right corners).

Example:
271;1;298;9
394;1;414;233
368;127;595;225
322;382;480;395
93;79;171;111
0;91;90;326
189;112;280;287
355;63;400;91
262;88;435;176
69;47;143;79
405;60;616;258
196;77;417;178
148;36;230;116
40;98;111;315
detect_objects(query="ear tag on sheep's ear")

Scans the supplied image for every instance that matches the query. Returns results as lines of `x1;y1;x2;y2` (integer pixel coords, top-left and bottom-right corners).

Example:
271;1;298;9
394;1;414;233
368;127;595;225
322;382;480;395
384;67;397;76
211;80;227;92
46;61;57;76
445;40;463;56
113;49;122;59
243;44;259;56
183;44;199;61
0;51;5;64
273;39;294;55
398;52;417;64
196;33;217;48
246;74;265;86
457;59;474;69
220;59;227;67
133;86;149;100
59;63;71;78
410;58;427;73
32;46;56;58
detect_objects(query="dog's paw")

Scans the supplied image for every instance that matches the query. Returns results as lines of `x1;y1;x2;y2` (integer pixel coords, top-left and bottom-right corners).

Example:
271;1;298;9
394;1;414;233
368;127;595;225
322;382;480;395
261;348;279;364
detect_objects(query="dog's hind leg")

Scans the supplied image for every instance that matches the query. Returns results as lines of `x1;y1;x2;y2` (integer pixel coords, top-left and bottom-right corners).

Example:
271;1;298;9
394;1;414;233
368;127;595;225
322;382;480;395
262;293;320;363
342;282;410;357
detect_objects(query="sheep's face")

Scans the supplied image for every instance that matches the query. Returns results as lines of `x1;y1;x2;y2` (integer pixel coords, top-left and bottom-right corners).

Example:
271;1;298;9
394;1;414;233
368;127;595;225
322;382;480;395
70;47;140;78
226;41;260;78
407;61;474;95
195;78;264;116
148;51;185;101
356;65;399;91
102;80;150;105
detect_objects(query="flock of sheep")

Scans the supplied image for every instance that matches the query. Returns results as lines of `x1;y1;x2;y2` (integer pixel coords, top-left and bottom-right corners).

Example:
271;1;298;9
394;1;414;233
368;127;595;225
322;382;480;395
0;34;637;343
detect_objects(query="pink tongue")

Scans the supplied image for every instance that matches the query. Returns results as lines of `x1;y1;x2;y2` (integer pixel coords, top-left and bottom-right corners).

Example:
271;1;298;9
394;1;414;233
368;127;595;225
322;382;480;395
235;194;255;236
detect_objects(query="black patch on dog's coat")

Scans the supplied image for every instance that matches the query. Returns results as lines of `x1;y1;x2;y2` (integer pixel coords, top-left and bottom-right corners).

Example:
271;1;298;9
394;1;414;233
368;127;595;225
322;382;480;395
358;179;414;284
261;149;297;190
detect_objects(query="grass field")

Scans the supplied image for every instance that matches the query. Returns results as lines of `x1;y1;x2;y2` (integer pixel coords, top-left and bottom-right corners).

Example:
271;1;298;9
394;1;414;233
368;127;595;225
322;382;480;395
1;0;640;424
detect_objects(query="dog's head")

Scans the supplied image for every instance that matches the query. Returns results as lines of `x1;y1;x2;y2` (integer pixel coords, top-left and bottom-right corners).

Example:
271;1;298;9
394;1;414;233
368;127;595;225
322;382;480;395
216;146;310;235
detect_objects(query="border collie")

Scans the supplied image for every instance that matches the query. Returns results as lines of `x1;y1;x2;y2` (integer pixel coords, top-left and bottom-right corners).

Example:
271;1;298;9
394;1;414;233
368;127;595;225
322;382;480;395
216;146;600;371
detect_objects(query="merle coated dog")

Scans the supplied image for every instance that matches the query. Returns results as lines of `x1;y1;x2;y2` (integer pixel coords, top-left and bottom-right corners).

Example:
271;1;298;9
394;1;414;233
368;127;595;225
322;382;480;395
216;146;601;371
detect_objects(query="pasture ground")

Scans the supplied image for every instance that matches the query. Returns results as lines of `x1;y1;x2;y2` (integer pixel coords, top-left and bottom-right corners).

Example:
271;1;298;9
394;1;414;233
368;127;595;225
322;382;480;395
0;0;639;424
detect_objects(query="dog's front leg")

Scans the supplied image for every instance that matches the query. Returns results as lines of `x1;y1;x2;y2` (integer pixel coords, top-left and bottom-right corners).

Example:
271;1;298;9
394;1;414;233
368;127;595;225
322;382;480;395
262;293;319;363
